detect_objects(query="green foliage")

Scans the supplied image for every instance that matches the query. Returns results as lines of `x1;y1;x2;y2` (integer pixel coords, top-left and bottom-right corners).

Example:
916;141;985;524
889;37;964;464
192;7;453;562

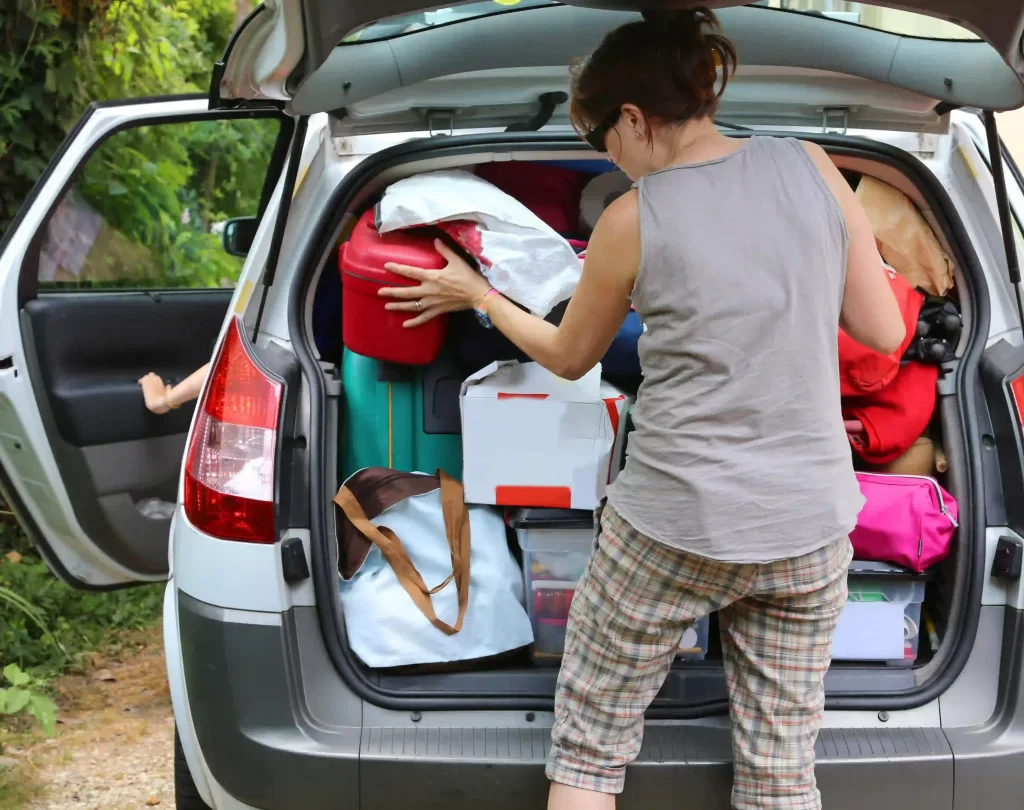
67;0;237;102
0;510;162;679
0;0;78;234
0;664;56;739
66;116;277;289
1;0;274;293
0;584;64;657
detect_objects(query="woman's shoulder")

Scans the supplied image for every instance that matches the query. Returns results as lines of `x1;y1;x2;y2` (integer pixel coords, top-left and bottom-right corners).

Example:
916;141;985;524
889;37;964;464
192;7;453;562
587;188;642;279
595;187;640;241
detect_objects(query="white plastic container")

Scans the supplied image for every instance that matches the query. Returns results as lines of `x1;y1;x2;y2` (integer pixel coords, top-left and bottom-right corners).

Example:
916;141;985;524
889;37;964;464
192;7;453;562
461;363;631;510
511;508;710;665
833;561;927;666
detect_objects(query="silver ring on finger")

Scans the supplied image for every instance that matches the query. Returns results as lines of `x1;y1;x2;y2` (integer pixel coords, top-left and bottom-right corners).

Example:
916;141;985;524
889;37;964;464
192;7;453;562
416;300;423;311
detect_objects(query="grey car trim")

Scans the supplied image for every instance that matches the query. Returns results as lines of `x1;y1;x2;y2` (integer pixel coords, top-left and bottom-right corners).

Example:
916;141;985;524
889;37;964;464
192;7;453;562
178;593;361;810
946;608;1024;809
284;131;990;713
179;591;979;810
290;5;1024;116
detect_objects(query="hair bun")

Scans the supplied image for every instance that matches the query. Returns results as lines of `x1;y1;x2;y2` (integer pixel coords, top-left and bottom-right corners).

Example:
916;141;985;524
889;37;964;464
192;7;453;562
642;7;711;39
570;6;737;135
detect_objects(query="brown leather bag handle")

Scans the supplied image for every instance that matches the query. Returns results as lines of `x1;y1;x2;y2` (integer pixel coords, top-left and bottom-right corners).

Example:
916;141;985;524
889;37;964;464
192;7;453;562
333;471;471;636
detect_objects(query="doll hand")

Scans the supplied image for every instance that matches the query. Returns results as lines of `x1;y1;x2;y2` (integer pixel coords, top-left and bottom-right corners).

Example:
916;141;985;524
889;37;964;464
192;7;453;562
139;373;172;415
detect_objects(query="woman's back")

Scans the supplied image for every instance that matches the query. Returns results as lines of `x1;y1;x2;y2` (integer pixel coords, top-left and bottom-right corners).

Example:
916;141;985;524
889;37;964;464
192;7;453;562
607;136;864;562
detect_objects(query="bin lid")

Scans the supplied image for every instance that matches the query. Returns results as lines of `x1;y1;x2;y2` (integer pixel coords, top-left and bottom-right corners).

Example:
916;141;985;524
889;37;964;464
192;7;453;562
849;559;930;579
508;507;595;530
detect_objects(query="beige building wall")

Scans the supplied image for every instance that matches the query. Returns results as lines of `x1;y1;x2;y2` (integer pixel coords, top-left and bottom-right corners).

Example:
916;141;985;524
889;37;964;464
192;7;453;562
999;109;1024;168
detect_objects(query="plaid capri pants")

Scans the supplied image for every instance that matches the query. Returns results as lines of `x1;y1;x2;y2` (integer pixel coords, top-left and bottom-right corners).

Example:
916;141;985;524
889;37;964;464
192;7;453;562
547;503;853;810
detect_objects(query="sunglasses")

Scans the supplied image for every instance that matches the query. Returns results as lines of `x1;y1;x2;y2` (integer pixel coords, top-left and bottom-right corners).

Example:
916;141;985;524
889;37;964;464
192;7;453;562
583;111;621;152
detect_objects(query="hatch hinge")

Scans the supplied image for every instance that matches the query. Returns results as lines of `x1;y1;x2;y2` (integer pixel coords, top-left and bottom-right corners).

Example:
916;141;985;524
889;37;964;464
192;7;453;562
822;107;850;135
982;110;1024;331
426;109;455;137
207;3;272;111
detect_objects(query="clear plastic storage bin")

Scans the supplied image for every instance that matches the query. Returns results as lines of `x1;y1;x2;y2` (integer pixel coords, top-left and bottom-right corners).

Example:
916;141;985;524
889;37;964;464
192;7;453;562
834;560;928;666
511;508;710;666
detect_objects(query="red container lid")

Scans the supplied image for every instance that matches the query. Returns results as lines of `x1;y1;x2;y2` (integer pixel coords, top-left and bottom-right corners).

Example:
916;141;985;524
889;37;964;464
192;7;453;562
340;210;445;288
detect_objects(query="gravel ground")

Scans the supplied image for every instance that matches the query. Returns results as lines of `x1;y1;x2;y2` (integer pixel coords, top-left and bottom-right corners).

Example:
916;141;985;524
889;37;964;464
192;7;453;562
3;627;175;810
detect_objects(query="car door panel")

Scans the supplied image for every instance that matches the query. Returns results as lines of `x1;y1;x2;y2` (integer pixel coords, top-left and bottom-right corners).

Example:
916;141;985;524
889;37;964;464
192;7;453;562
16;290;232;575
22;291;230;446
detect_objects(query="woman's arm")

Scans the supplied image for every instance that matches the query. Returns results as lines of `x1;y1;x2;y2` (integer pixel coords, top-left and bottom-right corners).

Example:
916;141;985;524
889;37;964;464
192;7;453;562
801;141;906;355
139;362;211;415
379;191;641;380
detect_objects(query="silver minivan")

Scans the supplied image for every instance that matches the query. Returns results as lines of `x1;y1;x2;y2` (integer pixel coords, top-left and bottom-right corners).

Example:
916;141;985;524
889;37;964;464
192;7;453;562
3;2;1024;808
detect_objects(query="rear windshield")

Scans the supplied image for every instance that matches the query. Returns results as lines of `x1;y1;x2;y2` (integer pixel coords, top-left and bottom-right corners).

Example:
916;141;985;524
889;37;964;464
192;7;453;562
345;0;557;42
347;0;980;43
758;1;979;40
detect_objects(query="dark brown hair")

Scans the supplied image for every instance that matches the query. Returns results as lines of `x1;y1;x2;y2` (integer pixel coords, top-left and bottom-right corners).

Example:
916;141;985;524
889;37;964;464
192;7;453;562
569;8;738;137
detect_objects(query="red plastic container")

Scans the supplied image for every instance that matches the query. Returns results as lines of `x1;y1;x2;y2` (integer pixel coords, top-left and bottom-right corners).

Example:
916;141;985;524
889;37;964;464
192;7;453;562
339;210;446;365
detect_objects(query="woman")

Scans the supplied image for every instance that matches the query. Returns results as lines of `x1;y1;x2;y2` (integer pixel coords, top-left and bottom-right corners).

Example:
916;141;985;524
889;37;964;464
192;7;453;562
380;9;904;810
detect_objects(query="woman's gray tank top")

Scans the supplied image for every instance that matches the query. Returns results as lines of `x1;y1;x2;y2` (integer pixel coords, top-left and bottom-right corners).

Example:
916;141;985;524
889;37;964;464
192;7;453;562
606;136;864;563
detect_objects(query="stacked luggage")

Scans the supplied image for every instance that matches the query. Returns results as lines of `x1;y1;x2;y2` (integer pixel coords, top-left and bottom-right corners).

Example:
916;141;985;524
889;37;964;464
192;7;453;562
332;159;957;672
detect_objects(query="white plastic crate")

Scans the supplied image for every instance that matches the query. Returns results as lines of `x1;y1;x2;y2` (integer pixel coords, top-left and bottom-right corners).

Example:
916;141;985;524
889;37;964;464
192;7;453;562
834;561;928;666
511;508;710;665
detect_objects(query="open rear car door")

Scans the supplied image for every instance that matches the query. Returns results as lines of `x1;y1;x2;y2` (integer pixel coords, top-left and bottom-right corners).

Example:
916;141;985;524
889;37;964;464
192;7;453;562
0;97;292;588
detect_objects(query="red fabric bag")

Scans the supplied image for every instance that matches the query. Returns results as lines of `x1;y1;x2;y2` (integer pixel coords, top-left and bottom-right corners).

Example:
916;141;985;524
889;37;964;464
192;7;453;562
839;265;923;397
474;162;589;235
844;361;939;465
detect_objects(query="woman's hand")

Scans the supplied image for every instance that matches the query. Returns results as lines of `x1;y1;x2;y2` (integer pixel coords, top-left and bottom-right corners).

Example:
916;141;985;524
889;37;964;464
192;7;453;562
379;239;492;328
139;373;173;415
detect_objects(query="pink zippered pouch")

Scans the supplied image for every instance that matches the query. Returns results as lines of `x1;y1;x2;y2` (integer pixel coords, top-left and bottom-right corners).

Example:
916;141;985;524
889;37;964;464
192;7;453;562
851;473;958;573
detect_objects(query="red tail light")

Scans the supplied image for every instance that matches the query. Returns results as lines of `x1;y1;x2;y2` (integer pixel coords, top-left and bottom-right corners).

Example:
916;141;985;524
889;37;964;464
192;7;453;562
184;317;282;543
1011;374;1024;428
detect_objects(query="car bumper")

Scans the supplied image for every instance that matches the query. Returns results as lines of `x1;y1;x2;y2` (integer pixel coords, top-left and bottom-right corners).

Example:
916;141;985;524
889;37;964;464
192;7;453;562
174;590;1024;810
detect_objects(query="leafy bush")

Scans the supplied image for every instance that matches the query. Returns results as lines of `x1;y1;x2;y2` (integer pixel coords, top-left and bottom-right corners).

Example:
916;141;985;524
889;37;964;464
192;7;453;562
0;511;162;678
68;115;278;289
0;664;56;740
1;0;244;243
0;584;63;656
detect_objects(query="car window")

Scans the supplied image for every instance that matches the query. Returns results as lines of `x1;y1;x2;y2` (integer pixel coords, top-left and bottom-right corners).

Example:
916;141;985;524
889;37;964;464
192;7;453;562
38;117;280;291
347;0;556;41
753;2;977;40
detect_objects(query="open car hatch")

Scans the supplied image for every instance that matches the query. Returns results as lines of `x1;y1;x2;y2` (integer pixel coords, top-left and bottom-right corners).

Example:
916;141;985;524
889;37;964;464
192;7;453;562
217;1;1024;126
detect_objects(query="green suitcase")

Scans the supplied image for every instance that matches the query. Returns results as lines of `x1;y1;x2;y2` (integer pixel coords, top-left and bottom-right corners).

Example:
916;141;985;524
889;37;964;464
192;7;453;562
340;348;463;481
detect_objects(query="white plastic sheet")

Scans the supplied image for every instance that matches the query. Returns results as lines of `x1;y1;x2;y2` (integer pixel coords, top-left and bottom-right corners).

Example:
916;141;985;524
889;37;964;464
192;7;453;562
377;170;583;318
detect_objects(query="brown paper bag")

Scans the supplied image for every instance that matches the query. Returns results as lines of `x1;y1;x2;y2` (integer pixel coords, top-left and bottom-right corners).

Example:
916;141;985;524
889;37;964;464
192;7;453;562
856;175;954;296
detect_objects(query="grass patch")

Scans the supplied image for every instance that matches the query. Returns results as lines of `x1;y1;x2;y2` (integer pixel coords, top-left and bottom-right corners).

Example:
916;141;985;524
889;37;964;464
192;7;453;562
0;764;43;810
1;500;165;805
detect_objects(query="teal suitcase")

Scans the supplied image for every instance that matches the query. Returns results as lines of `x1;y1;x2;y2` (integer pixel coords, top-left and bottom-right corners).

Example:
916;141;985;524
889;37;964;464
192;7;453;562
340;348;463;481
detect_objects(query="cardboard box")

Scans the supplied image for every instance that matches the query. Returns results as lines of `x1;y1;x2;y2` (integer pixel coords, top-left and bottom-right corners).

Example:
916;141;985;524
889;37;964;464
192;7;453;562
460;361;631;510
